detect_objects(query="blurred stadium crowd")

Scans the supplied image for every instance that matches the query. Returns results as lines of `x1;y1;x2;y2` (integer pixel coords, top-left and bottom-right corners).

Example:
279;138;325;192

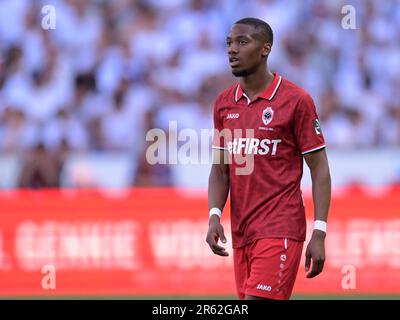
0;0;399;188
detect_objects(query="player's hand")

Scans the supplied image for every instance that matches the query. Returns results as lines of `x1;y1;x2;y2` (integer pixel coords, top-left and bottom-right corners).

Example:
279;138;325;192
305;230;326;278
206;215;229;257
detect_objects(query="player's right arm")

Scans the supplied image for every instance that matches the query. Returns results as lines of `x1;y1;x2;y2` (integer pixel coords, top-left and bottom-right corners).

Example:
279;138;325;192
206;148;230;257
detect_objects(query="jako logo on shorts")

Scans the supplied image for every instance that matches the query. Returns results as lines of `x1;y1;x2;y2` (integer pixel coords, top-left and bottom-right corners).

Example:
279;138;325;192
256;284;272;291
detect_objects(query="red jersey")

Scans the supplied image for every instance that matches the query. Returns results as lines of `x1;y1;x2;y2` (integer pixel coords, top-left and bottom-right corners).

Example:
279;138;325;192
212;73;325;248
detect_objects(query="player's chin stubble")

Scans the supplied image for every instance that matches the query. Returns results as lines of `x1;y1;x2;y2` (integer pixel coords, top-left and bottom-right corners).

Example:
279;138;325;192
232;68;251;77
231;64;258;77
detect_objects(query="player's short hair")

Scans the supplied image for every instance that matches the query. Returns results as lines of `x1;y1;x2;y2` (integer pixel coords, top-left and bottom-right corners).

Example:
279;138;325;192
234;17;273;45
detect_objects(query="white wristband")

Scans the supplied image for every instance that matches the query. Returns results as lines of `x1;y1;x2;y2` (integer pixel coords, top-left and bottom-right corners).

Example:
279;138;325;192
209;207;222;218
314;220;327;233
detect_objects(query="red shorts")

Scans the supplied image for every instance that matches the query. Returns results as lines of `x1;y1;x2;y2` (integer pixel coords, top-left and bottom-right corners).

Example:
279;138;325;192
233;238;304;300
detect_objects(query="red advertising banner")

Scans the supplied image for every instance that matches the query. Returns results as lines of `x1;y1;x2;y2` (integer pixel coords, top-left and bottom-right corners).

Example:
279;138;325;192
0;187;399;297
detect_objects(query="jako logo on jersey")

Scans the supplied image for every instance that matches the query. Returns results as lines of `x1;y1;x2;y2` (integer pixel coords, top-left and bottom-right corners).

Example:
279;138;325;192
227;138;281;156
262;107;274;126
257;284;272;291
227;113;239;119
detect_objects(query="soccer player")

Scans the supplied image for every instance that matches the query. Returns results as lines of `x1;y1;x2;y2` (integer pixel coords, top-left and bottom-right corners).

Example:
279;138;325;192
206;18;331;300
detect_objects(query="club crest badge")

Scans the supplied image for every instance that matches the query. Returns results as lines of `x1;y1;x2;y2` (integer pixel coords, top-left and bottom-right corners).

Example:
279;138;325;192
262;107;274;126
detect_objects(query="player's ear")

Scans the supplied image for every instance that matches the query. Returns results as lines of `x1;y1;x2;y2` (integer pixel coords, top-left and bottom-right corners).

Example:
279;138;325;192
262;43;272;57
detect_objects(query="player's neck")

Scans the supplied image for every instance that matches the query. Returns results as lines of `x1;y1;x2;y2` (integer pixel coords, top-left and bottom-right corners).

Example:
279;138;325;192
240;67;274;101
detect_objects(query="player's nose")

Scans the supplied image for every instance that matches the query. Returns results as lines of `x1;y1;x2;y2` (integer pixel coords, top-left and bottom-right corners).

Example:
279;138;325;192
227;44;238;55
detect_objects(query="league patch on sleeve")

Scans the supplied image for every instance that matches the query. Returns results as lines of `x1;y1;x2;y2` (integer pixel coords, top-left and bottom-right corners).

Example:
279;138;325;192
313;119;322;135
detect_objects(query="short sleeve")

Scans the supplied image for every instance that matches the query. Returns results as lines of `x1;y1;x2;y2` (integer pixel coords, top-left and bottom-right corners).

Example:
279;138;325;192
293;93;326;154
212;95;227;150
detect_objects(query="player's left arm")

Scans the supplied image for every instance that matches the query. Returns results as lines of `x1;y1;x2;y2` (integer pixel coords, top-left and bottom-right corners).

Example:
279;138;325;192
304;148;331;278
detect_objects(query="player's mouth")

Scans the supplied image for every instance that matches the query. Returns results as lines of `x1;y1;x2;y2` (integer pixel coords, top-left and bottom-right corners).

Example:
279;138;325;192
229;56;240;67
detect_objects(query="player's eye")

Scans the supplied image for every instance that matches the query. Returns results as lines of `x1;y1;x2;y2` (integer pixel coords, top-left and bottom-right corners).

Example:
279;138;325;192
239;40;248;45
226;41;232;46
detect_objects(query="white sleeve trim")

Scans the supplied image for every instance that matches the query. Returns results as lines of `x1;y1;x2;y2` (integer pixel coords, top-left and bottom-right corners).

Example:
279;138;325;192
302;144;326;155
212;146;228;150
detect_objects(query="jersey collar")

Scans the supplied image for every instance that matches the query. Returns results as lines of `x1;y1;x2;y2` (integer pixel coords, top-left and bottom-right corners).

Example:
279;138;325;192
234;72;282;103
